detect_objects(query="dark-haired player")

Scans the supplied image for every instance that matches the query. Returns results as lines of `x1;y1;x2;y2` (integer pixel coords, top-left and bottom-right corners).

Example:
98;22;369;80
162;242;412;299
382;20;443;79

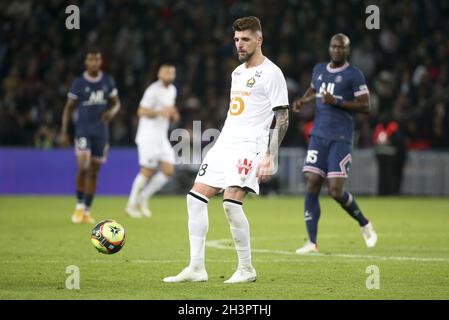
163;16;289;283
293;34;377;253
61;49;121;224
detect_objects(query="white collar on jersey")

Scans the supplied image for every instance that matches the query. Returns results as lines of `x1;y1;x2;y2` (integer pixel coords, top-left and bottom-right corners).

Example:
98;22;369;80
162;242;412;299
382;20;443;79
83;71;103;83
326;62;349;73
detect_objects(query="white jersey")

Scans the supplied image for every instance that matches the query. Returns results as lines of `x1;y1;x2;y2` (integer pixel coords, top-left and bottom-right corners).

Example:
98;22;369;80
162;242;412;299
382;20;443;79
135;80;177;144
218;57;289;144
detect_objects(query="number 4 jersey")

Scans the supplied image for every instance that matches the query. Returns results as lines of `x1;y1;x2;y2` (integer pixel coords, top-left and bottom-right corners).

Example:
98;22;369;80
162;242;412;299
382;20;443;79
310;62;369;143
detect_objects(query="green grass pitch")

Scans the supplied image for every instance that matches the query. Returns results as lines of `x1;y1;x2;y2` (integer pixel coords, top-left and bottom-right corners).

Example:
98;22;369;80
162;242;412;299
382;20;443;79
1;195;448;300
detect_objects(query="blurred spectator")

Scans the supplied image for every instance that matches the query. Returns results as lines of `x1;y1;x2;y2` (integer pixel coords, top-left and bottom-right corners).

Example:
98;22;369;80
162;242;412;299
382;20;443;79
373;113;407;195
0;0;448;151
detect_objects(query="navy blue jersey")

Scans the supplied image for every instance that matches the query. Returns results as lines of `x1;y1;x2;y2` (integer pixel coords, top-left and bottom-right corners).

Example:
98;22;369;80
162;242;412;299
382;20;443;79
310;62;369;143
68;71;117;137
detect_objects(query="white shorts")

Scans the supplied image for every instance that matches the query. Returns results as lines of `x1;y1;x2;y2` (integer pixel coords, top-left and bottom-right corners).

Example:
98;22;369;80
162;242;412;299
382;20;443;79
137;138;175;169
194;140;266;194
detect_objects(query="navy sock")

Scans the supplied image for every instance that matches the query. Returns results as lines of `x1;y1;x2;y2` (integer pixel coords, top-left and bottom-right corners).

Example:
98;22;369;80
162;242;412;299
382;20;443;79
84;194;94;211
337;192;369;227
76;190;84;204
304;192;320;244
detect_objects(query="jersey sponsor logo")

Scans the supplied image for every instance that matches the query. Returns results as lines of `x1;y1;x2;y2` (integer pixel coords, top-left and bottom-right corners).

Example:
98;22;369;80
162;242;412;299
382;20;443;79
319;82;335;95
230;90;251;96
246;77;256;88
236;158;253;175
229;97;245;116
83;90;107;106
317;82;343;99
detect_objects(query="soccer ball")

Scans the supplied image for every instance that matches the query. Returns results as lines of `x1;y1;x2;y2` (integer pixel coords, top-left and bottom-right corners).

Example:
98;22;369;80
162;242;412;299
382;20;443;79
91;220;126;254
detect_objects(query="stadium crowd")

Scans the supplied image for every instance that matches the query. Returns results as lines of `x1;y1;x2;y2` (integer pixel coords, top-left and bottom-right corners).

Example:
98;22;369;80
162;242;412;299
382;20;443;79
1;0;448;150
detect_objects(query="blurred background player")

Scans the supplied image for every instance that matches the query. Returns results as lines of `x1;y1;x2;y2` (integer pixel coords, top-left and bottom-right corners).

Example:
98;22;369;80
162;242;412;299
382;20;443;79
163;16;289;284
60;49;121;224
125;64;179;218
292;34;377;253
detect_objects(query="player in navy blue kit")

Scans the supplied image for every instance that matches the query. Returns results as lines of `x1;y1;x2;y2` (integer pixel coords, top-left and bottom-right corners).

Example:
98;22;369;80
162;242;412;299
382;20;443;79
293;34;377;253
60;49;121;224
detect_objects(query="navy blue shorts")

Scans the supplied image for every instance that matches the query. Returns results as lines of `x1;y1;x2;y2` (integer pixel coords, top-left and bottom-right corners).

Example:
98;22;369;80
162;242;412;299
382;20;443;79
303;135;352;179
74;134;109;163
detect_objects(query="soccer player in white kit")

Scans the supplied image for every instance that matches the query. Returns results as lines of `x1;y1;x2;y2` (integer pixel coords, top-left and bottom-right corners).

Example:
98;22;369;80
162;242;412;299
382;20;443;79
163;17;289;284
125;64;179;218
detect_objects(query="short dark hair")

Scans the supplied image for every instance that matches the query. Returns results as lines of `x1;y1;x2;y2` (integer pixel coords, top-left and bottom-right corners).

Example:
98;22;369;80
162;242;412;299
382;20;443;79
232;16;262;33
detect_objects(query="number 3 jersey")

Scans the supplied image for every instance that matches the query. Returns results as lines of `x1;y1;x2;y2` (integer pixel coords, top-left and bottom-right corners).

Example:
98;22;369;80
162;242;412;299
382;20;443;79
218;57;289;145
68;71;118;137
310;62;369;143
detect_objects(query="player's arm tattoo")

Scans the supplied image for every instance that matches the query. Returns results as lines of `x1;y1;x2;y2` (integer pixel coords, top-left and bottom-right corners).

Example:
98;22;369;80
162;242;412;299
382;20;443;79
268;106;289;157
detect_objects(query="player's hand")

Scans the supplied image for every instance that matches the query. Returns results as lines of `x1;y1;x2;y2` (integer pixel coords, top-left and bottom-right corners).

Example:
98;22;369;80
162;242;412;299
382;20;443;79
170;108;180;123
256;153;275;183
160;107;174;119
101;110;114;123
59;132;70;147
321;91;337;105
292;98;305;112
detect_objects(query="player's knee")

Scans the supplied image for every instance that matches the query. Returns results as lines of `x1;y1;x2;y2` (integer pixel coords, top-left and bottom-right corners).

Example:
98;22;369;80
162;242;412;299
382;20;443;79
328;185;344;200
87;166;101;180
305;173;322;194
161;166;175;177
223;186;246;201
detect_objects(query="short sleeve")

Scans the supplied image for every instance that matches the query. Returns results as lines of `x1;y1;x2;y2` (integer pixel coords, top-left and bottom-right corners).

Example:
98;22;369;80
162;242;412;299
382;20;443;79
108;76;118;98
139;86;156;109
352;69;369;97
310;65;319;89
265;68;289;110
68;78;80;100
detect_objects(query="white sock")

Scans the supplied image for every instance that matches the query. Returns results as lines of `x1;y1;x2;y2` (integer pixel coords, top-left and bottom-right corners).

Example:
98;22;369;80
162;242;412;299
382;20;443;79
127;173;148;207
223;199;252;268
186;191;209;271
139;172;170;203
76;203;85;210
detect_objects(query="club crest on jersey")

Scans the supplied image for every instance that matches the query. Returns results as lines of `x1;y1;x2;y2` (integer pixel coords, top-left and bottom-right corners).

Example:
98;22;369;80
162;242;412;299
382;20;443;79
335;75;343;83
246;77;256;88
236;158;253;176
